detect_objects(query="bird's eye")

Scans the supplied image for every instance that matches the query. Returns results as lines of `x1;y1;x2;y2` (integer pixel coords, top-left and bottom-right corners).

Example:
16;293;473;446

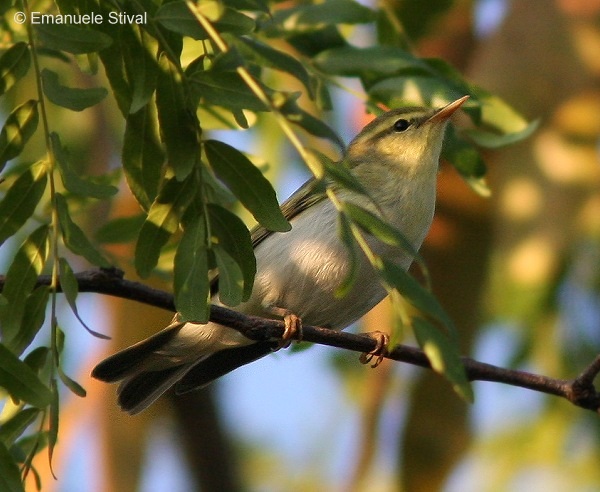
393;119;411;132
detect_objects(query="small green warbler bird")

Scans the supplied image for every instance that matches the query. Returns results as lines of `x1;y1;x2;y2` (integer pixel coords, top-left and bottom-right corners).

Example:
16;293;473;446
92;95;469;414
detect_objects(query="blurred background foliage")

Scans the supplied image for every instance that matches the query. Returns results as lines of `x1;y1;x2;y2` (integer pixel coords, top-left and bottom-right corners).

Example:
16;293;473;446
0;0;600;491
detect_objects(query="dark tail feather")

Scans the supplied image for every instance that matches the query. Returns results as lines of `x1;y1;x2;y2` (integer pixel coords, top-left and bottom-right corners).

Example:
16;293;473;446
117;365;188;415
91;324;181;383
175;341;276;394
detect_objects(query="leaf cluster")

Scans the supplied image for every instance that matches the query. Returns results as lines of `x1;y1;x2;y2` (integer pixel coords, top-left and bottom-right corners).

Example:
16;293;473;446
0;0;536;488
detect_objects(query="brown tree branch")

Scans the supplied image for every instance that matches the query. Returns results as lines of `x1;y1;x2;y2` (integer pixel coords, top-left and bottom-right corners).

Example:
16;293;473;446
4;267;600;414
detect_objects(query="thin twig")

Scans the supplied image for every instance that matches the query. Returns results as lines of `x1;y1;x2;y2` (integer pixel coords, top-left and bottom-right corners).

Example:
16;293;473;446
3;268;600;414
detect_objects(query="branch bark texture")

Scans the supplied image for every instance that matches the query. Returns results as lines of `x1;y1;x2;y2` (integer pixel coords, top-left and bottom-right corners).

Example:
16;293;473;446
4;268;599;414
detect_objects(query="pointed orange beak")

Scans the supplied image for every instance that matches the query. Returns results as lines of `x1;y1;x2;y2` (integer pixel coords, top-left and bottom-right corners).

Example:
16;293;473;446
427;95;470;123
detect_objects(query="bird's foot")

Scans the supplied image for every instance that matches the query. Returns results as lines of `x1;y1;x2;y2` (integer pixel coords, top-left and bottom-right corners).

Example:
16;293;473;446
359;331;390;368
266;306;303;349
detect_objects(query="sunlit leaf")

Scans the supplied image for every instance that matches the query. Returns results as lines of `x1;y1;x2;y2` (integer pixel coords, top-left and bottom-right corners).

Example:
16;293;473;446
0;408;39;447
135;176;196;277
0;42;31;97
0;161;47;247
412;317;473;402
189;71;268;112
156;53;199;181
55;193;110;267
10;286;50;356
0;100;39;172
0;226;49;345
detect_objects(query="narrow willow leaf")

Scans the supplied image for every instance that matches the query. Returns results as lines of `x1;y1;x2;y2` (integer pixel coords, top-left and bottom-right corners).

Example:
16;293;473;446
334;213;360;298
95;214;146;244
41;69;107;111
412;317;473;402
135;177;196;277
55;193;109;267
343;202;424;265
189;71;267;112
0;343;53;408
35;23;113;54
463;119;539;149
59;258;110;339
51;133;117;198
232;36;314;97
222;0;269;12
204;140;290;232
272;0;376;32
0;42;31;97
57;364;86;397
0;441;24;492
213;246;244;306
156;1;254;40
97;27;133;116
122;106;164;210
378;256;456;337
0;161;47;247
156;53;198;181
208;204;256;300
122;26;159;114
442;127;488;186
0;226;49;345
279;99;344;147
0;408;39;447
0;100;39;172
174;215;210;322
23;347;50;373
11;286;50;356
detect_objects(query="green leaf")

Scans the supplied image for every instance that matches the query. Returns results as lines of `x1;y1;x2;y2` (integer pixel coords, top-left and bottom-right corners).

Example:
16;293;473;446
55;193;110;267
0;441;24;492
343;202;424;265
0;408;39;447
0;161;47;247
156;53;199;181
135;176;196;277
272;0;376;33
48;379;59;474
463;119;539;149
189;71;267;112
0;343;53;408
412;317;473;402
0;42;31;97
10;286;50;356
122;106;164;210
56;364;86;397
0;226;49;345
51;133;117;198
442;127;489;196
59;257;110;339
95;214;146;244
208;204;256;300
377;256;455;336
174;215;210;322
121;26;159;114
41;69;107;111
334;213;360;298
0;100;39;172
213;246;244;306
204;140;290;232
231;36;314;97
35;23;113;54
156;1;255;40
279;98;344;147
